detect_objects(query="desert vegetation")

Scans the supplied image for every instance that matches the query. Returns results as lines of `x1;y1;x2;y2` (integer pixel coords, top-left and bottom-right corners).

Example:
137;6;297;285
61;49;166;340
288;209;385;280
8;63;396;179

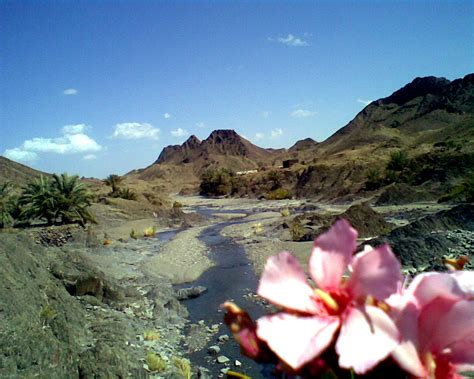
0;173;95;228
103;173;138;200
199;168;236;196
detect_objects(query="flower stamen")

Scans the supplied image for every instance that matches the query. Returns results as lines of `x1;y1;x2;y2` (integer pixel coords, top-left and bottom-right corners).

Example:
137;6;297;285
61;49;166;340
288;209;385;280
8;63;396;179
314;288;339;312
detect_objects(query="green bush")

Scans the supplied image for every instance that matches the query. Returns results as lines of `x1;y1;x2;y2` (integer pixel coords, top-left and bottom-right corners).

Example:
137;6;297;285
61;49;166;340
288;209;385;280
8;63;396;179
365;168;384;191
0;182;15;228
387;150;408;172
111;187;137;200
267;170;282;191
265;188;292;200
199;168;236;196
172;201;183;208
438;174;474;203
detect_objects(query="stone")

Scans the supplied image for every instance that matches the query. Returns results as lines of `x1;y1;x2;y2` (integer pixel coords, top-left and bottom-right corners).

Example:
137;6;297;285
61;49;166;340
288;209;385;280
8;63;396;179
217;355;230;364
235;360;242;367
176;286;207;300
218;334;229;343
207;345;220;356
220;368;230;375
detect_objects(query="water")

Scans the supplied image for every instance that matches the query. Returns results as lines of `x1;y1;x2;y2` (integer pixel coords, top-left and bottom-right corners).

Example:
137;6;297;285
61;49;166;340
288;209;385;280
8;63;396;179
177;210;273;377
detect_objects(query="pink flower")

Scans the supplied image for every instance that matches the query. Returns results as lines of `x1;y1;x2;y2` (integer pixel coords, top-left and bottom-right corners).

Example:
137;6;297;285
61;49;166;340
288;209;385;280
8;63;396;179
256;219;402;373
391;272;474;378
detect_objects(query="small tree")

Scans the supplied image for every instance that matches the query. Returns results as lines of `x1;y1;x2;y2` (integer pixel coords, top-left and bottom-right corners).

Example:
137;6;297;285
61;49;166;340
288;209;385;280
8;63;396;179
103;174;123;194
18;174;95;226
51;173;95;226
19;176;57;225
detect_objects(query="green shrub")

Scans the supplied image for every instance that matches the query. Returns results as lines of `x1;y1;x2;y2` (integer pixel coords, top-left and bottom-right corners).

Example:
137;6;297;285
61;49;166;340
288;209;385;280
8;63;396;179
267;170;282;191
0;182;15;228
146;352;167;372
438;174;474;203
111;187;137;200
199;168;236;196
265;188;292;200
387;150;409;172
365;168;383;190
172;357;192;379
289;221;305;241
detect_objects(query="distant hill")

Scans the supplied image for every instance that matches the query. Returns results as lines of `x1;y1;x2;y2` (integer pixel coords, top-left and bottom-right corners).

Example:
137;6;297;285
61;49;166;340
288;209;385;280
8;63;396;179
155;129;277;165
130;73;474;198
130;130;284;188
0;156;49;186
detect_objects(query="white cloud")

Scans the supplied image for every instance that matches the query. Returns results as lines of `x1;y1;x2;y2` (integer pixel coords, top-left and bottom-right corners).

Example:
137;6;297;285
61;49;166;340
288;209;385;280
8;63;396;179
164;113;172;119
270;34;308;47
112;122;160;140
196;122;205;128
83;154;97;160
261;111;271;119
3;125;102;162
357;99;373;106
171;128;189;137
254;132;265;140
3;148;38;163
291;109;317;118
63;88;78;95
22;134;102;154
62;123;88;135
271;128;283;138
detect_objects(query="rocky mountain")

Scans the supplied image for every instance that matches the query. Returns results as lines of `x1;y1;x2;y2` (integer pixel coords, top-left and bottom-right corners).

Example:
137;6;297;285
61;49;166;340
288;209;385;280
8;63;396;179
155;129;276;165
318;73;474;157
0;156;49;186
131;130;284;188
289;138;319;152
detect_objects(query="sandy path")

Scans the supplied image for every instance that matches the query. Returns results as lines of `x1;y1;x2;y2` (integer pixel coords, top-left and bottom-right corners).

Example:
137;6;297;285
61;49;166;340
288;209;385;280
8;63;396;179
143;226;213;284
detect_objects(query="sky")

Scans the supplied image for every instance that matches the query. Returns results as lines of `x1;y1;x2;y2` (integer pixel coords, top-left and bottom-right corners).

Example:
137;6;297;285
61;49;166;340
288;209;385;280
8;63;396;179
1;1;473;178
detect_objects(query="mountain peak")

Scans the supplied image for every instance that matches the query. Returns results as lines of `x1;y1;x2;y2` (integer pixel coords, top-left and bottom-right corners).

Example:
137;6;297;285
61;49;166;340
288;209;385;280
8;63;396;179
381;76;451;105
182;135;201;148
207;129;240;143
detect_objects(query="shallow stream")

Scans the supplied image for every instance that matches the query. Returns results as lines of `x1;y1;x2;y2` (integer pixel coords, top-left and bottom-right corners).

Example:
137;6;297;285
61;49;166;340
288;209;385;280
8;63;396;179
177;207;273;378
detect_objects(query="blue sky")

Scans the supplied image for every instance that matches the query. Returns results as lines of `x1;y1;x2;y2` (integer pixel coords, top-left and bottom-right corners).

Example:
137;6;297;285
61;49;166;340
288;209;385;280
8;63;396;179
1;1;472;178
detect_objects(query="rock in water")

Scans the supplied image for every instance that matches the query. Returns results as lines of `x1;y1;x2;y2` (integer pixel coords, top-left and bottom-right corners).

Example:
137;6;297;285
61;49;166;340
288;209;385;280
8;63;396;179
207;345;221;356
217;355;230;364
175;286;207;300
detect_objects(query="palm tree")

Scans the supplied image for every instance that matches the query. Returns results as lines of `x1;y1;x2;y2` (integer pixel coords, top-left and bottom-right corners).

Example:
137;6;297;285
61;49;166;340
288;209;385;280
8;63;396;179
51;173;95;226
18;174;95;226
0;182;14;228
18;176;57;225
103;174;123;194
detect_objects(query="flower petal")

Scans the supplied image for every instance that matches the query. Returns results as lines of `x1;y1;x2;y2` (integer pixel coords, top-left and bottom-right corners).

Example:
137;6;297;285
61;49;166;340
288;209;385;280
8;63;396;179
448;329;474;369
424;299;474;356
309;219;357;290
451;271;474;296
405;272;465;308
391;301;426;378
348;244;402;301
257;313;339;370
336;305;399;374
258;252;320;313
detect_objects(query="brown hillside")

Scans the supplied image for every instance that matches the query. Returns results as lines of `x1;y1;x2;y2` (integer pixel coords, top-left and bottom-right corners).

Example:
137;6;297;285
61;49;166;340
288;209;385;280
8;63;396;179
0;156;50;186
319;73;474;157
